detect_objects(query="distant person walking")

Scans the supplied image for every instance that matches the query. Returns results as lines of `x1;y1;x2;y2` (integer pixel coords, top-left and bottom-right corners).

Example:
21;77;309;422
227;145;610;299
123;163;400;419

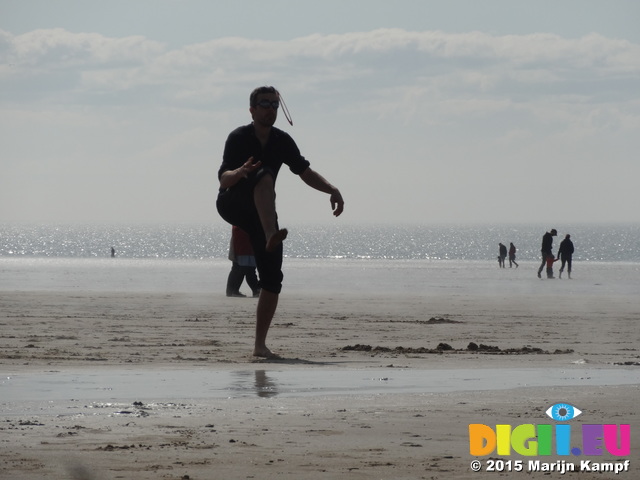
110;247;115;258
557;234;574;279
537;228;557;279
508;242;519;268
498;243;507;268
226;226;260;298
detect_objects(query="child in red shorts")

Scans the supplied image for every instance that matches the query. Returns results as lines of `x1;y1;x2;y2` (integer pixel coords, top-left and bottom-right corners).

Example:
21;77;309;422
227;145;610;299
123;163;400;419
546;253;559;279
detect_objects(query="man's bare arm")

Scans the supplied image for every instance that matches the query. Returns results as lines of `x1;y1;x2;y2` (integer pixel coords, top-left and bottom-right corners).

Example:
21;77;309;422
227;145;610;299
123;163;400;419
219;157;262;189
300;167;344;217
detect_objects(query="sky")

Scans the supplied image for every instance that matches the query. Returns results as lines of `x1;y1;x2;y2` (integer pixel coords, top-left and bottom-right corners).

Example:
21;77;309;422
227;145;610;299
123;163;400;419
1;0;639;227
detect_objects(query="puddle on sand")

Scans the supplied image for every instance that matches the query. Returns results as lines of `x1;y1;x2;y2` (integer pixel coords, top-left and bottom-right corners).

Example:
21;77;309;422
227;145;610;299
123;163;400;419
2;367;639;407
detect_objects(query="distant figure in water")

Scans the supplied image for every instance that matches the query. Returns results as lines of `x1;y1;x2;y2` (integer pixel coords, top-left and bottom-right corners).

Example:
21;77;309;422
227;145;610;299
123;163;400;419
508;242;519;268
110;247;115;258
557;234;574;279
498;243;507;268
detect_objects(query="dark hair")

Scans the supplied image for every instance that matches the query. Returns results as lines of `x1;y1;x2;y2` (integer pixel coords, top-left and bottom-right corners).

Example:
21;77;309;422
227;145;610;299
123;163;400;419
250;86;279;107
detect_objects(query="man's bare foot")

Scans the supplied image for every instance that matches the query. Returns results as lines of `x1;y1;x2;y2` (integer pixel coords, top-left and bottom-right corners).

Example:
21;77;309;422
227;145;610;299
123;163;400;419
253;347;281;359
266;228;288;252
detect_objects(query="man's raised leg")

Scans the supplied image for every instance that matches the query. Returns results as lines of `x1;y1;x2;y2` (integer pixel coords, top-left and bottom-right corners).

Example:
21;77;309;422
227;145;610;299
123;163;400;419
253;289;279;358
253;173;287;252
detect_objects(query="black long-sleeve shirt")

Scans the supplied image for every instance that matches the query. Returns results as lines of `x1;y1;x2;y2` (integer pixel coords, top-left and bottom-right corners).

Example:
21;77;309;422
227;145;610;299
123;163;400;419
218;124;310;191
558;239;574;257
541;232;554;254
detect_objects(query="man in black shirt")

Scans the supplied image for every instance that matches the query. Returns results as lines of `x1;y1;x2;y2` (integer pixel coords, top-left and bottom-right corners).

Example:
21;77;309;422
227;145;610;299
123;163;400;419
217;86;345;358
498;243;507;268
557;234;575;279
537;228;557;278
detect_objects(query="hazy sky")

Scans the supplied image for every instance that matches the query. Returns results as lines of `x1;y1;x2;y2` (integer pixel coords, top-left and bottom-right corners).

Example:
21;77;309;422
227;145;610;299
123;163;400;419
2;0;639;226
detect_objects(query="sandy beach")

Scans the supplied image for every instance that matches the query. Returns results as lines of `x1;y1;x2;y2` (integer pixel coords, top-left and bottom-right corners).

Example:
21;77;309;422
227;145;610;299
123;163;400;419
1;260;639;479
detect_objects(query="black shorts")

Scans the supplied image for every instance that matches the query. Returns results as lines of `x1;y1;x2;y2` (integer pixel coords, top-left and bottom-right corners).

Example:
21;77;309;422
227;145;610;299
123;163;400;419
216;168;284;294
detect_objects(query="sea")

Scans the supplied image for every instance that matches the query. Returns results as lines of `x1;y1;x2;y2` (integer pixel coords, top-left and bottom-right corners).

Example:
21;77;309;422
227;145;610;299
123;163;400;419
1;223;639;295
2;223;639;261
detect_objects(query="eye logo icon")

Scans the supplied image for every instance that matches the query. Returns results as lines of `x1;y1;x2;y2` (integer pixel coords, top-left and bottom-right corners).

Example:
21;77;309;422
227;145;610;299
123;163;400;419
546;403;582;421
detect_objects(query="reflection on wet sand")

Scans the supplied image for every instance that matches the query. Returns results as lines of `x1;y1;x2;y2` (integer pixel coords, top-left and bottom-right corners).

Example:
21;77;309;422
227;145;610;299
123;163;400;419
254;370;278;398
229;370;279;398
4;367;640;409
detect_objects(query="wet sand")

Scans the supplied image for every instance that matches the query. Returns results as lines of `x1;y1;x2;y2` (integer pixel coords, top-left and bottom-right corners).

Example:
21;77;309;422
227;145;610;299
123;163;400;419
1;283;639;479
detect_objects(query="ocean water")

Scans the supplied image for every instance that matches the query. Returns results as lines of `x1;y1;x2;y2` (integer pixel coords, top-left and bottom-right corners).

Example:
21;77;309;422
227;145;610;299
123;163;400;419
1;223;639;296
1;223;639;262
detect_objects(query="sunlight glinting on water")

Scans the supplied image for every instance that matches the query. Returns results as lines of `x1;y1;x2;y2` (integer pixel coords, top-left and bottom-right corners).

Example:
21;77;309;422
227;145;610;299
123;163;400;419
1;223;639;262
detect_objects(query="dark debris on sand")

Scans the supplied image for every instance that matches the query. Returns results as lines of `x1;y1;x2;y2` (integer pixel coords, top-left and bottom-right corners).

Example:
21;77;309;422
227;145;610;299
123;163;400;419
423;317;463;324
390;317;464;325
342;342;574;355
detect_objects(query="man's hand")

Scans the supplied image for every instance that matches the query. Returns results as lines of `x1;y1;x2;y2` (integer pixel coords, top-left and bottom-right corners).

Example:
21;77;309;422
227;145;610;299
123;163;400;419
220;157;262;189
299;167;344;217
330;189;344;217
238;157;262;178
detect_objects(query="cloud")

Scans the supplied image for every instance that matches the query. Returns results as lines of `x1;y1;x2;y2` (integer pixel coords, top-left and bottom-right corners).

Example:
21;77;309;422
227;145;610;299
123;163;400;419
3;27;638;142
1;27;639;224
3;28;638;98
4;28;165;68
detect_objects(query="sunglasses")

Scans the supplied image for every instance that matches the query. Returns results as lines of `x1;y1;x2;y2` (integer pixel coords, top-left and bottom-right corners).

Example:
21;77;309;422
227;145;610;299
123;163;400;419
255;100;280;109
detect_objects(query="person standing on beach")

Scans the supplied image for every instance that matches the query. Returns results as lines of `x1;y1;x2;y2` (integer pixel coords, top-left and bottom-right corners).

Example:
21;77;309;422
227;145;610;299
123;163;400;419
508;242;519;268
226;225;260;298
498;243;507;268
537;228;557;278
557;234;574;279
546;252;559;278
216;85;345;358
